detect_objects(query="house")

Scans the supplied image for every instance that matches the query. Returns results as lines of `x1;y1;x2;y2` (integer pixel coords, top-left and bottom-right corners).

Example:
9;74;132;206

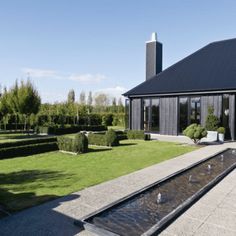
123;33;236;140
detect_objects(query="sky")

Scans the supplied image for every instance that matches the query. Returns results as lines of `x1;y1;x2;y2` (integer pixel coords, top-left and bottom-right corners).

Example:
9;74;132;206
0;0;236;103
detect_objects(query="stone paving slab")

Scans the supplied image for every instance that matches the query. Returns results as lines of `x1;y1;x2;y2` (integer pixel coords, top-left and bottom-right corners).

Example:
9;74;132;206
0;141;236;236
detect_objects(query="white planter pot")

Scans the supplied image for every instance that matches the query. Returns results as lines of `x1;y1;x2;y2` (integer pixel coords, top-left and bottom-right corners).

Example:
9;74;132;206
218;133;225;142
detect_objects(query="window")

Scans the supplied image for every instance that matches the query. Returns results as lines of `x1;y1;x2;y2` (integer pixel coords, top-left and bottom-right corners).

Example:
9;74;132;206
142;98;160;132
222;94;230;138
179;96;201;133
143;99;151;131
179;97;188;133
151;98;160;131
190;97;201;124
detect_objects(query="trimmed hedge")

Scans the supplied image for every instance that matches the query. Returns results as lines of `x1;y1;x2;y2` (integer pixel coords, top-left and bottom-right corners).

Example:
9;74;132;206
88;133;107;146
37;125;107;135
0;137;57;149
88;129;119;147
127;130;151;140
0;142;58;159
57;133;88;153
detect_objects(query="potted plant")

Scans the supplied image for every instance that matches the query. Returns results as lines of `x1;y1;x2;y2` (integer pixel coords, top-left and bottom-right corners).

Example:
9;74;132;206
204;106;219;142
217;127;225;142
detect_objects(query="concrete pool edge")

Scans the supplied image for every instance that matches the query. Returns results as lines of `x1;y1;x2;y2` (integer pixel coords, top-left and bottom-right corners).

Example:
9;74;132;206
74;148;236;236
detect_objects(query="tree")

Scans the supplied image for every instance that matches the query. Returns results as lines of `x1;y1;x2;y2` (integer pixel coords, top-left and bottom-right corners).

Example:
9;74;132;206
0;87;11;130
67;89;75;103
94;93;109;106
17;79;41;130
205;106;219;131
79;91;86;105
87;91;93;106
8;81;20;129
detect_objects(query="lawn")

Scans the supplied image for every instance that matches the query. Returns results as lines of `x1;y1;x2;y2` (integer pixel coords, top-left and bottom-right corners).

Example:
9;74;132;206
0;140;197;212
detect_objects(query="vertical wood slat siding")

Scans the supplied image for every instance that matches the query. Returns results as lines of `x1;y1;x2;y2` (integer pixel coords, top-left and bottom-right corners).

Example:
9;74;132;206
200;95;222;126
160;97;178;135
131;98;142;130
229;95;235;140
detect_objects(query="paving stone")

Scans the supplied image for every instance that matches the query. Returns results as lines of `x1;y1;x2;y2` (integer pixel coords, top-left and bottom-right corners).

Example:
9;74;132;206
162;215;202;236
205;208;236;231
194;222;236;236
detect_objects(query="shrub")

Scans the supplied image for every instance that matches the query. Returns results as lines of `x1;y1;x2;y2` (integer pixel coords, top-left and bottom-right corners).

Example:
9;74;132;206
74;133;88;153
102;113;113;126
217;127;225;134
0;137;57;149
127;130;151;140
112;113;125;127
88;130;119;146
0;142;58;159
37;125;107;135
88;133;108;146
57;133;88;154
106;129;119;146
205;106;220;131
183;123;207;144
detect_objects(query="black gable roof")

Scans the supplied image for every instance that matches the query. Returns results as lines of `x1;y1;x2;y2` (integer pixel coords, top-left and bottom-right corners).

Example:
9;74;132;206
124;38;236;97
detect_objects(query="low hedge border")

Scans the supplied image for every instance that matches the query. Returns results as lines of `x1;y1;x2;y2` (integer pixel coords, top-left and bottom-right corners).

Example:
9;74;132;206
127;130;151;140
0;137;57;149
0;142;58;159
37;125;107;135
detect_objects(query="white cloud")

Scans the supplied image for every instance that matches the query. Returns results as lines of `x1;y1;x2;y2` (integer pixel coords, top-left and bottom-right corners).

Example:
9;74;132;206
21;68;107;84
22;68;59;78
68;73;107;83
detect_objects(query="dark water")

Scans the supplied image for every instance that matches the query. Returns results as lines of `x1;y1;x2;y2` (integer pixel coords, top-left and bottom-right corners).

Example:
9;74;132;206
86;149;236;236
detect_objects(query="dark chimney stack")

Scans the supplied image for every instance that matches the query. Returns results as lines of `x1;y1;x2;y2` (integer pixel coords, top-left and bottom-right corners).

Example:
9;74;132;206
146;32;162;80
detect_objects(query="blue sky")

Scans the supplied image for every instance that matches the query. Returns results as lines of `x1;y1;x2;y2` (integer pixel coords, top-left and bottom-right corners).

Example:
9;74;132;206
0;0;236;103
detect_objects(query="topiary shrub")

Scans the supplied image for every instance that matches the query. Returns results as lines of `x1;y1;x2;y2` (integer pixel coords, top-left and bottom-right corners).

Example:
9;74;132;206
183;123;207;144
217;127;225;134
88;133;108;146
205;106;220;131
127;130;151;140
105;129;119;146
57;133;88;154
74;133;88;153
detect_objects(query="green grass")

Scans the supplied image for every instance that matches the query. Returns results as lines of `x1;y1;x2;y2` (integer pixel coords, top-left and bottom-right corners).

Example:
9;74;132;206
0;140;197;212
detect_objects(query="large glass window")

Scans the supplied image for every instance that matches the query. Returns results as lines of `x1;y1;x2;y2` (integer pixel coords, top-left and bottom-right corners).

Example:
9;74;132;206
125;99;130;129
142;98;160;132
179;96;201;133
190;97;201;124
222;94;230;138
151;98;160;131
179;97;188;133
143;99;151;131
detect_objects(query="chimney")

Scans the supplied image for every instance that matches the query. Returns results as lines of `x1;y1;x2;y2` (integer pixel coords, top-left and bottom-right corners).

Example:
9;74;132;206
146;32;162;80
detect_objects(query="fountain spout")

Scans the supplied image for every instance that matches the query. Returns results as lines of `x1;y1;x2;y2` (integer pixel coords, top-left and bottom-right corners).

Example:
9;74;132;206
157;193;162;204
221;154;224;162
207;164;212;171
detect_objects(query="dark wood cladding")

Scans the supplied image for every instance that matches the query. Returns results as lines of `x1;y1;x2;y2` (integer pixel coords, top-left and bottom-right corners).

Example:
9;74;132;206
229;95;235;140
129;93;236;140
160;97;178;135
200;95;222;126
131;98;142;130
